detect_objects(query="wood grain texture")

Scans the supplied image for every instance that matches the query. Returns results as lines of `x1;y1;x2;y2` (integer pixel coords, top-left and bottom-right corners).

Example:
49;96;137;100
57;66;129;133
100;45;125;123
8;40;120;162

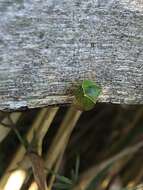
0;0;143;110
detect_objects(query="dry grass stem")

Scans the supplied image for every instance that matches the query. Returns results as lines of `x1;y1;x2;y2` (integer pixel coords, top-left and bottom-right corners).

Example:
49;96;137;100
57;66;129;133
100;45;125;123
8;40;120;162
73;141;143;190
0;112;22;143
0;108;49;189
45;106;82;173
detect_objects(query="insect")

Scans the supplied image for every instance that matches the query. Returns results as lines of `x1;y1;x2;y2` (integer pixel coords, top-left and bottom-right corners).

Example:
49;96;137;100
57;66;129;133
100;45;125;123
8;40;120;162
74;80;101;111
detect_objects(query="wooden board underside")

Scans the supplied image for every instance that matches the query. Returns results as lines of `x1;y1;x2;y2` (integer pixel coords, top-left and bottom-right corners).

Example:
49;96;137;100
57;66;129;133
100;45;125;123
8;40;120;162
0;0;143;110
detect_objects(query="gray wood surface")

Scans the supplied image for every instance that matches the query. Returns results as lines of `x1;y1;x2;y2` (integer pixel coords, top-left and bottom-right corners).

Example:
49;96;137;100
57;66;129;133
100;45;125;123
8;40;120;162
0;0;143;110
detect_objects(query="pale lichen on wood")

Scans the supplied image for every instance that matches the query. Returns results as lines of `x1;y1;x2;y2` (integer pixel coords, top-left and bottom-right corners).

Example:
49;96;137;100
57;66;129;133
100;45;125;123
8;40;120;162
0;0;143;110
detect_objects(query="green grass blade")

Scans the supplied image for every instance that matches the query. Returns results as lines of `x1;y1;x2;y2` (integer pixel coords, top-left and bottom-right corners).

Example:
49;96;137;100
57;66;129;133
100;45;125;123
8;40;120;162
46;168;73;185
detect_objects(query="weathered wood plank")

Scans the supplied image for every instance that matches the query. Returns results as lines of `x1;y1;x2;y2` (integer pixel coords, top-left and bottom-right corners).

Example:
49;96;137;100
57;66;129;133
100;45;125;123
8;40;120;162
0;0;143;110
